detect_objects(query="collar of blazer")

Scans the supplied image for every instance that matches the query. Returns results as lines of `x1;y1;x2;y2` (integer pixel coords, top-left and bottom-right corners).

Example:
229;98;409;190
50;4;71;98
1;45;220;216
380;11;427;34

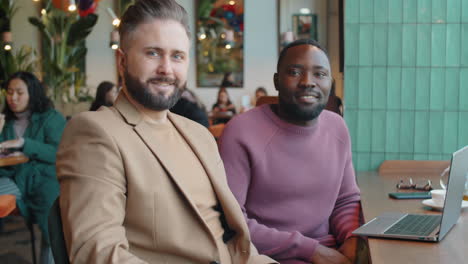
113;93;250;247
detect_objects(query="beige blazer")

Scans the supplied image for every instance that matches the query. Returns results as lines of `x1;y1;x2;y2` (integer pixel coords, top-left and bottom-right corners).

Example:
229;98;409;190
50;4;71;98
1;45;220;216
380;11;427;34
56;94;275;264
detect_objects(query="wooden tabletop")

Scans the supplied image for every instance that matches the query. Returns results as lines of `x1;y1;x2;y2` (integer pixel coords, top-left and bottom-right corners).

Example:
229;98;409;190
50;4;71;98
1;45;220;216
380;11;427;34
0;154;29;167
357;171;468;264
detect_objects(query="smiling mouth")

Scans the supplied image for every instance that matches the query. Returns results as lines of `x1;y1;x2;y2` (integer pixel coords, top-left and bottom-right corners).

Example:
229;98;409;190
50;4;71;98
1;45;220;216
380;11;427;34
297;92;321;103
299;95;319;99
149;81;175;86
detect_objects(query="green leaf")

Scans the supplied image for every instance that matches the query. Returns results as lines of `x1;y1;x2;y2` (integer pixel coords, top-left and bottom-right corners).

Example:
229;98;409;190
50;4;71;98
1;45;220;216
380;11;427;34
66;46;87;67
198;0;216;18
28;17;46;31
67;14;98;46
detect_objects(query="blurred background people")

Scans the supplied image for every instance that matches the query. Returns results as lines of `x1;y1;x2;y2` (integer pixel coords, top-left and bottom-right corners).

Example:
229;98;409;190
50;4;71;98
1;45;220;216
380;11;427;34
325;79;343;116
171;88;209;127
220;72;237;87
0;71;66;264
254;86;268;104
240;86;268;113
211;87;236;124
89;81;119;111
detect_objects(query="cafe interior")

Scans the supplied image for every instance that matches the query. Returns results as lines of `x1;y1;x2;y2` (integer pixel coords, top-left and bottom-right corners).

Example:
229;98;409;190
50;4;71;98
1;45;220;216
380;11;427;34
0;0;467;263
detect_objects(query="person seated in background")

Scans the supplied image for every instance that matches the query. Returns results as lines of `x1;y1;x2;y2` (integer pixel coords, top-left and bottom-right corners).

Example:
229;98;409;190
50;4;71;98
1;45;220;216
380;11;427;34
325;79;343;116
240;86;268;113
211;87;236;124
253;87;268;104
221;72;239;87
219;39;363;264
89;81;119;111
170;88;209;127
0;71;66;264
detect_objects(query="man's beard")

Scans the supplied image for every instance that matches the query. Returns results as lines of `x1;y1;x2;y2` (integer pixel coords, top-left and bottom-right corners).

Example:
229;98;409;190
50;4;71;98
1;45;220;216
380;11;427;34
278;92;327;123
124;69;183;111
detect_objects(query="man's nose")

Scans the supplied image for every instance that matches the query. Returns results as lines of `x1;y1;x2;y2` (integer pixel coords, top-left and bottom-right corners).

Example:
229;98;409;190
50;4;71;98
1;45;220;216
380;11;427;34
299;72;316;88
156;56;173;75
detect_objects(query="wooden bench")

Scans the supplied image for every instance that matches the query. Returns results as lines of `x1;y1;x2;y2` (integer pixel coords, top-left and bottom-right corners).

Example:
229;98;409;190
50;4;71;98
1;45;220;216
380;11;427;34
379;160;450;175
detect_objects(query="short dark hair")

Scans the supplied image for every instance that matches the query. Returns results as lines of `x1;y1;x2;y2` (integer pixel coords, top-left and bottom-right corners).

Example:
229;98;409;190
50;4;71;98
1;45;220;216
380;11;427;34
89;81;115;111
277;39;328;71
119;0;190;50
2;71;53;120
255;86;267;95
221;72;234;87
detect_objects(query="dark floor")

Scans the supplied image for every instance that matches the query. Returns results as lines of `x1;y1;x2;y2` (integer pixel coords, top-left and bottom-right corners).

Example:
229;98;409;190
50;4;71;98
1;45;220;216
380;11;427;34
0;216;42;264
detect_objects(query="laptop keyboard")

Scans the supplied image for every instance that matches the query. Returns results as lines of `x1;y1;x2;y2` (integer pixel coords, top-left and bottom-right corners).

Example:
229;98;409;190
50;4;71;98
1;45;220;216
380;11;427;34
384;214;442;236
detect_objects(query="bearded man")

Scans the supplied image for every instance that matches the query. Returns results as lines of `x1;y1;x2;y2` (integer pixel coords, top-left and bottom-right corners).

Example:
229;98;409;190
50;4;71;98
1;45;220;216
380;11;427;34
219;39;363;264
56;1;276;263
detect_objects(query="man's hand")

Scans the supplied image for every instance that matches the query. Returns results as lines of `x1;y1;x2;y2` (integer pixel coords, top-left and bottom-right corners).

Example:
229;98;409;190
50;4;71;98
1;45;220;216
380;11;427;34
338;237;360;264
0;138;25;151
310;244;352;264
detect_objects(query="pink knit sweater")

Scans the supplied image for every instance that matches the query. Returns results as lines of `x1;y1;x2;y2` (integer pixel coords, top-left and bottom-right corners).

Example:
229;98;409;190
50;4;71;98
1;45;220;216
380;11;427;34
219;105;361;264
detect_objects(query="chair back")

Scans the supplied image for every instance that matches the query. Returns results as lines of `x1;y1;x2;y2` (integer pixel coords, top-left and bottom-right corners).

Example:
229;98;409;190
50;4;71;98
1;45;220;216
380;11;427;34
208;123;226;139
256;96;278;107
48;198;70;264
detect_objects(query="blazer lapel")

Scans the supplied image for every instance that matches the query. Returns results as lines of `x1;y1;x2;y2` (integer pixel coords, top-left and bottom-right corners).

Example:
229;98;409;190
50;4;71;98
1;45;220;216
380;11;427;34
114;95;215;237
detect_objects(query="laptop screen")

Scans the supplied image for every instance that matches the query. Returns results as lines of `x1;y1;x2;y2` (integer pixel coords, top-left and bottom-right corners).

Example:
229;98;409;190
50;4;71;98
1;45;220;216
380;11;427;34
438;146;468;240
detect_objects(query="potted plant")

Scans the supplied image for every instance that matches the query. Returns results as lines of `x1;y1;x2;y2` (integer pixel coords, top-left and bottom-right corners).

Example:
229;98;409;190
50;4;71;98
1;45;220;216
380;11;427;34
28;0;98;103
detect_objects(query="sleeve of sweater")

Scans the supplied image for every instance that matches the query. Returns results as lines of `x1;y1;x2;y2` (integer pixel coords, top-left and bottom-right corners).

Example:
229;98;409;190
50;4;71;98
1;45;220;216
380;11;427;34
329;124;362;245
219;121;319;262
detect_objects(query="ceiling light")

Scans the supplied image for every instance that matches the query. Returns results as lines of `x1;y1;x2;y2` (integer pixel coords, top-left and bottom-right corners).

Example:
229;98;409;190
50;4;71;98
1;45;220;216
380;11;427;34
300;8;311;14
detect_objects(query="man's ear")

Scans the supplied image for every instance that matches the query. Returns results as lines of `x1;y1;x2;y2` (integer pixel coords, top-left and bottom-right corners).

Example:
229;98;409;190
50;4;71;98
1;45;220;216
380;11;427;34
116;48;126;76
273;73;279;91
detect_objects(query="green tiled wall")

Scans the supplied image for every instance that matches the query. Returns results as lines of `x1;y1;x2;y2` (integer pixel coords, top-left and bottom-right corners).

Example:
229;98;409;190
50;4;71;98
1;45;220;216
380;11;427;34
344;0;468;171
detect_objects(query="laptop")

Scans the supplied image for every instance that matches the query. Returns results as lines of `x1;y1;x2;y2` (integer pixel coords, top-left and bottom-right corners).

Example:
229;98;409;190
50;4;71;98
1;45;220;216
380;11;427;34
353;145;468;242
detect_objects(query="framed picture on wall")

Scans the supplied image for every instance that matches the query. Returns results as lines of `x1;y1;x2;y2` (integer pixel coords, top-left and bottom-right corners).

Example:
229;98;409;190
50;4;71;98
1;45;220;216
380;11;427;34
292;14;318;41
196;0;244;88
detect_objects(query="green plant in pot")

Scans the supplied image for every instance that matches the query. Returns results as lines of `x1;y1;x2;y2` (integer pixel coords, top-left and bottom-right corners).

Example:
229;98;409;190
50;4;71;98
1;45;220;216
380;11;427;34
0;0;37;110
0;0;26;83
28;0;98;102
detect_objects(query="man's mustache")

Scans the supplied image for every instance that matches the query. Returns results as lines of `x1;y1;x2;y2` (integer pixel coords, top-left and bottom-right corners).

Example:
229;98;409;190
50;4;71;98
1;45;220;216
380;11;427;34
147;76;178;85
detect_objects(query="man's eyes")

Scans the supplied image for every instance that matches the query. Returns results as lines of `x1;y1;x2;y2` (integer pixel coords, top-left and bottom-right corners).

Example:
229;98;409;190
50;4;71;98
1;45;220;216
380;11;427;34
287;70;328;78
147;51;160;57
173;53;185;60
315;72;327;78
146;51;185;61
288;69;302;76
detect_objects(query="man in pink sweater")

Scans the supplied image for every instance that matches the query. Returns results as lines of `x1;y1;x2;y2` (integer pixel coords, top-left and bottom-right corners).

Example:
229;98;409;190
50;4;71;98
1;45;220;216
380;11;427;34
219;39;362;264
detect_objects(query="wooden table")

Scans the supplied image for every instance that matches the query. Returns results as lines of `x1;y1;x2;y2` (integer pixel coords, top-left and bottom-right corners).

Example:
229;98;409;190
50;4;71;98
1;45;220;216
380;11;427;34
357;171;468;264
0;153;29;167
208;111;234;125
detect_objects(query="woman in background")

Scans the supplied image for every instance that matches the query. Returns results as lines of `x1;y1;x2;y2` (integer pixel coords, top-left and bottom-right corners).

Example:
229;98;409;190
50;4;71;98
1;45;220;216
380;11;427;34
171;88;209;127
211;87;236;124
89;81;119;111
0;71;66;264
240;86;268;113
220;72;240;87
